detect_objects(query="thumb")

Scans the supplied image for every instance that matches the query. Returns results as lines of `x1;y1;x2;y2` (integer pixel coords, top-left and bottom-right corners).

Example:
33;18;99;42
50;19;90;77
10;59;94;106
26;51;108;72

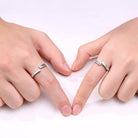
72;33;111;71
32;31;71;76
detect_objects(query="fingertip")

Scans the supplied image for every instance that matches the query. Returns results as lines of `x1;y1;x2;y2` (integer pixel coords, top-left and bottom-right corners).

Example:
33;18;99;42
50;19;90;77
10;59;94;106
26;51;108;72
72;104;82;115
72;60;80;72
61;105;72;117
57;63;72;76
63;63;72;75
51;59;72;76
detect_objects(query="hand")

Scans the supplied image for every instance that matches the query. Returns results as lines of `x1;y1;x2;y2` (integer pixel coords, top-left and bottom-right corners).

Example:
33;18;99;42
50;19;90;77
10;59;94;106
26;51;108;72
72;17;138;115
0;18;72;116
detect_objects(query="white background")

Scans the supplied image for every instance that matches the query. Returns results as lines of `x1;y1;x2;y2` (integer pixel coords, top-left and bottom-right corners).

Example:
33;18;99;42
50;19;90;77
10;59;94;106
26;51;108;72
0;0;138;138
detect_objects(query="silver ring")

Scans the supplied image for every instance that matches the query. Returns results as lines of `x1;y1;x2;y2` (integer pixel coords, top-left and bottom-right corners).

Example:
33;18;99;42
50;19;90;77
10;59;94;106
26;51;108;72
94;59;109;71
31;63;47;78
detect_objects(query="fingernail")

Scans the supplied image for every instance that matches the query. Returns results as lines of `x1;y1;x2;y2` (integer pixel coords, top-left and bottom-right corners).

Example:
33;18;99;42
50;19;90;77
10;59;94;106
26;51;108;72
73;104;81;115
61;105;72;117
64;63;71;72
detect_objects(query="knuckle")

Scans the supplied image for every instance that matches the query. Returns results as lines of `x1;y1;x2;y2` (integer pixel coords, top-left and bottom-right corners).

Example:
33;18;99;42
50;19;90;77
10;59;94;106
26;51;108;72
21;48;32;60
122;56;133;68
105;45;115;55
85;75;94;86
44;76;56;87
79;95;87;103
75;96;86;105
0;59;14;73
16;44;33;60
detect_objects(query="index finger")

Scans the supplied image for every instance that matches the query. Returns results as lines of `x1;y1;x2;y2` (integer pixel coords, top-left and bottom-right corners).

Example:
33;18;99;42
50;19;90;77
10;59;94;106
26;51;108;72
72;53;111;115
25;52;72;116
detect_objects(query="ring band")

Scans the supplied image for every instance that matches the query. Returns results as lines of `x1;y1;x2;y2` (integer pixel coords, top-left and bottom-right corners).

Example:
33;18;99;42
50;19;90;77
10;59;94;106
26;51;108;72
31;63;47;78
94;59;109;71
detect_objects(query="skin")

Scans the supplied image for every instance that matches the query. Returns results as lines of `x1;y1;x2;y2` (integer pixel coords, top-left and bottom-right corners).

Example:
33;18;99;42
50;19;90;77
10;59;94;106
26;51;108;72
0;17;137;117
72;17;138;115
0;18;72;116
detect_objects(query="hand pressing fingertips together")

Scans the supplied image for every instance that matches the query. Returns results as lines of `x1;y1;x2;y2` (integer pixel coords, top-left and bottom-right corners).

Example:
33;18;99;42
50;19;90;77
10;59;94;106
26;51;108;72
0;17;137;117
0;18;72;116
72;17;138;115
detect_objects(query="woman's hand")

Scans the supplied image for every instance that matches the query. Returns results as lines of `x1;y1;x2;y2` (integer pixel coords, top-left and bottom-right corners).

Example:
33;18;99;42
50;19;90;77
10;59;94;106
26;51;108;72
0;18;72;116
72;17;138;115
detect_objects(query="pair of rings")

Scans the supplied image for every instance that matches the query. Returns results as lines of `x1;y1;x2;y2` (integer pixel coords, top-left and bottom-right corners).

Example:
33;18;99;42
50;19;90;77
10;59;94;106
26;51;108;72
31;60;109;78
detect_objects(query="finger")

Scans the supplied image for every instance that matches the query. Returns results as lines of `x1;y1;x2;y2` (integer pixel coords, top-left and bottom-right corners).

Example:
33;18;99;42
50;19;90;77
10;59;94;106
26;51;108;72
0;80;23;109
72;50;112;115
32;32;71;76
0;98;4;107
98;65;126;99
25;54;72;116
117;73;138;102
8;69;40;102
72;33;111;71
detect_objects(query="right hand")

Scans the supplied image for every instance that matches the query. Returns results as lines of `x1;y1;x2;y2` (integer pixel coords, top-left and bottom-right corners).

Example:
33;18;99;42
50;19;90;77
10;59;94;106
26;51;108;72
72;18;138;115
0;18;72;116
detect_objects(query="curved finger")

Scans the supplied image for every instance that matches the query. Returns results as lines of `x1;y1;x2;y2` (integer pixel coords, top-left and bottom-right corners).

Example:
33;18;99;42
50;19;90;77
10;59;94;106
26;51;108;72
0;80;23;109
8;69;40;102
98;65;126;99
117;72;138;102
72;51;112;115
32;32;71;76
72;33;111;71
25;55;72;116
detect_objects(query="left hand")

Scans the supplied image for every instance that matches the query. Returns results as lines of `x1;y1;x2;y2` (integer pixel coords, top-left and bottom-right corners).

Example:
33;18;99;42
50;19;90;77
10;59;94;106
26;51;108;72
72;17;138;115
0;18;72;116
